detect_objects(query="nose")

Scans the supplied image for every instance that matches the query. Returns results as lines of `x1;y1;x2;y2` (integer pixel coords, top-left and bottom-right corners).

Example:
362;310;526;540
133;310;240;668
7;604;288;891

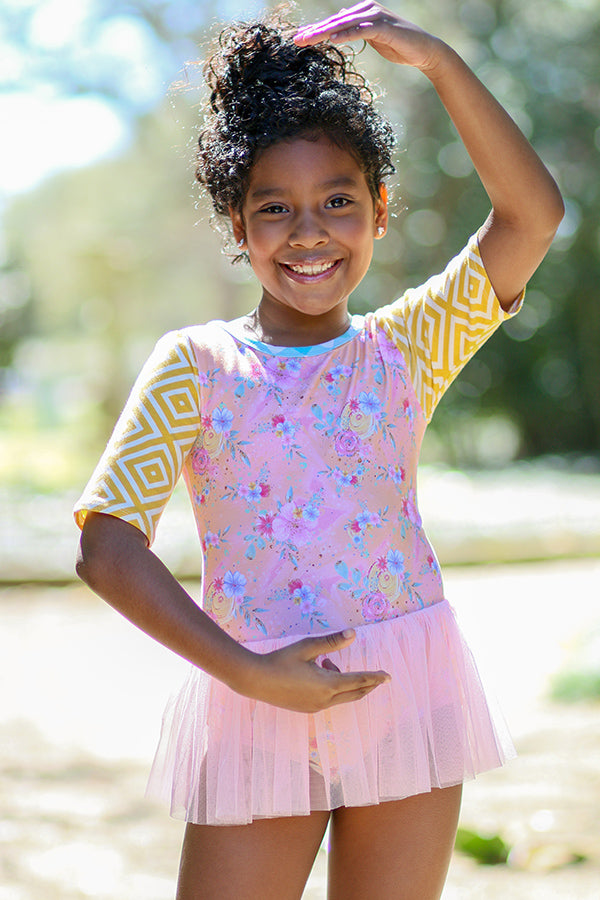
288;208;329;248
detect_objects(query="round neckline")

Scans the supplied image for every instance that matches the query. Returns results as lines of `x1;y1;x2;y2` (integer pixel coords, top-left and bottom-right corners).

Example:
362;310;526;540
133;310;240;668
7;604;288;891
220;315;364;357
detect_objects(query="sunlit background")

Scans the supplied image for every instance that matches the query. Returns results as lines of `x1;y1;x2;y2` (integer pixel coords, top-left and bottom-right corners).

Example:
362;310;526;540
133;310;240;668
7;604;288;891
2;0;600;491
1;1;599;898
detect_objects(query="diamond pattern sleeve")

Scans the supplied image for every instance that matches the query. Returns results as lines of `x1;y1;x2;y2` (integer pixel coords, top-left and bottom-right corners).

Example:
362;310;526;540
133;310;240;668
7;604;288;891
375;233;523;422
74;331;201;545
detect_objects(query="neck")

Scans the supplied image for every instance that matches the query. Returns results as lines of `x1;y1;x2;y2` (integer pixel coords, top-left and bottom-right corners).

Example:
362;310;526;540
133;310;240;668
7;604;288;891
245;305;352;348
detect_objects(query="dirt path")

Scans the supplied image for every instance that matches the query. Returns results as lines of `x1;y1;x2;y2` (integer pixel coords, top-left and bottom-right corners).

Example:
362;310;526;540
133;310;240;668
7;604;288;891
1;559;599;898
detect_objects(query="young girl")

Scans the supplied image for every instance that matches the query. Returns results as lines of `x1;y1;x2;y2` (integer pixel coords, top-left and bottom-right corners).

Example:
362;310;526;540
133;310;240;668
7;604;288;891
75;4;563;898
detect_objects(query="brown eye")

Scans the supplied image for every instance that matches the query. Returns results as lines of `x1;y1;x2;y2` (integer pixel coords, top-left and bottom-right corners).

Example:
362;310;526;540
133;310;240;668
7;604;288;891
326;196;351;209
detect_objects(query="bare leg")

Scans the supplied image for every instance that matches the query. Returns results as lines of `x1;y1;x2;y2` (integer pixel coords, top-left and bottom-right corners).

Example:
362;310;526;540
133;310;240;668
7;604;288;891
327;785;462;900
176;810;330;900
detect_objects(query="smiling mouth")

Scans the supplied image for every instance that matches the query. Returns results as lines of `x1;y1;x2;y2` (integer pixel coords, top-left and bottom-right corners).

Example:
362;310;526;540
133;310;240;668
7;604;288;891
281;259;342;280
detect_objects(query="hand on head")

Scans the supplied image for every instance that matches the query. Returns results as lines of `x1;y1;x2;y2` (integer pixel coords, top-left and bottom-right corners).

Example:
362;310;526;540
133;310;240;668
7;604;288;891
294;2;442;73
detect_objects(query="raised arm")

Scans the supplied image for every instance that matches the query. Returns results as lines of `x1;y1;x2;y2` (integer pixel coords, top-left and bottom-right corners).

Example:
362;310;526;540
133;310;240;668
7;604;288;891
295;2;564;308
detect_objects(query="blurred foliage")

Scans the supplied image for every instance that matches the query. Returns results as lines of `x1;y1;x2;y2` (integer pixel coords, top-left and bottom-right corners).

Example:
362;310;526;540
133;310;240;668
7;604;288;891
1;0;600;487
454;826;510;865
550;623;600;703
551;670;600;703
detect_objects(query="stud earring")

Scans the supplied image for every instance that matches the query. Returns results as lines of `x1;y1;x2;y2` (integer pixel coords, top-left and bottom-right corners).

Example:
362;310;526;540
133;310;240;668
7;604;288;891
377;226;385;236
237;238;245;248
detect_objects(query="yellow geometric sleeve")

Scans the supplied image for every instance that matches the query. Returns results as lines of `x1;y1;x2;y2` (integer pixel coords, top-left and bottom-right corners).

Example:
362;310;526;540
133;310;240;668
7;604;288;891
74;330;201;545
375;233;523;422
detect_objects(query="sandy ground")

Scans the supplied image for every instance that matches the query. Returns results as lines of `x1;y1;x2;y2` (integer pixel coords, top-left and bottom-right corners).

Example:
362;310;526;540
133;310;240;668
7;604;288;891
1;558;599;898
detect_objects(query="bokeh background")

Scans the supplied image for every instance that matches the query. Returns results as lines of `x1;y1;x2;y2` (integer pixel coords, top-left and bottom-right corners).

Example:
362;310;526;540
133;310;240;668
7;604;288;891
1;1;599;898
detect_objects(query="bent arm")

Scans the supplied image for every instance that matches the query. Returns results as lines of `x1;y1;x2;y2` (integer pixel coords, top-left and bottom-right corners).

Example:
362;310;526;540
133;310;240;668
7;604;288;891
296;3;565;307
77;512;255;687
76;511;389;712
424;45;564;308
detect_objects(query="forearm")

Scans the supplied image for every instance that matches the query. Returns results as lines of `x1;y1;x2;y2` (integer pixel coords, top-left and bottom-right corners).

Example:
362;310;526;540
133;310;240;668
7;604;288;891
76;513;256;693
295;5;564;304
424;43;563;236
76;512;389;713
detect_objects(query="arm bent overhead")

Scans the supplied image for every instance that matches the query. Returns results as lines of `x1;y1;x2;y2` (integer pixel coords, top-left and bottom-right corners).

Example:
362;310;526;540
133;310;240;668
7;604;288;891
295;2;564;307
425;45;564;307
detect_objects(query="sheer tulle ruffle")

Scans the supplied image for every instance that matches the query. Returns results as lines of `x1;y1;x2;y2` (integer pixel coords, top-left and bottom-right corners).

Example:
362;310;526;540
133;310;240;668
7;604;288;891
146;600;515;825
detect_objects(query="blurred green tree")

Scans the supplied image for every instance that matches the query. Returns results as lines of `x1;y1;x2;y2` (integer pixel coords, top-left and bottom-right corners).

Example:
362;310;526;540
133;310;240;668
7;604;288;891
356;0;600;461
3;106;252;446
2;0;599;467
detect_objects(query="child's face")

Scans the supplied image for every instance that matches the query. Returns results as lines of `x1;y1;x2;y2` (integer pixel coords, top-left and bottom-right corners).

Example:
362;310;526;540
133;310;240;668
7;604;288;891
230;134;387;326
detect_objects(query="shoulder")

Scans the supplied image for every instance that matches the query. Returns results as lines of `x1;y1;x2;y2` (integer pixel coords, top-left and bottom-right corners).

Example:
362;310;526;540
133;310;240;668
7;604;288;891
375;234;480;313
370;232;519;335
149;321;238;367
157;322;224;352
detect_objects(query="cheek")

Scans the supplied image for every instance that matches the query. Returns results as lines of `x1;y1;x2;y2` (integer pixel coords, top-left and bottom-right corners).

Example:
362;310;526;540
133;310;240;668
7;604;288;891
347;224;376;264
340;215;376;245
245;224;281;257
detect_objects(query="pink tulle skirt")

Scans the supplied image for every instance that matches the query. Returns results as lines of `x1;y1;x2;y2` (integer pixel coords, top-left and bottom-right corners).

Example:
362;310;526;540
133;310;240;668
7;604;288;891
146;600;515;825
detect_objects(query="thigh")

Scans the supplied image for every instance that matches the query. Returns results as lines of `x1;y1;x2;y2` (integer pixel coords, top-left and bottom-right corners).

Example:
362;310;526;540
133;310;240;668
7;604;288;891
176;810;330;900
327;785;462;900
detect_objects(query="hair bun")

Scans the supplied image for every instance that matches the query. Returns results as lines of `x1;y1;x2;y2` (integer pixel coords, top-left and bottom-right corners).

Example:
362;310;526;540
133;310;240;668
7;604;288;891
196;12;395;229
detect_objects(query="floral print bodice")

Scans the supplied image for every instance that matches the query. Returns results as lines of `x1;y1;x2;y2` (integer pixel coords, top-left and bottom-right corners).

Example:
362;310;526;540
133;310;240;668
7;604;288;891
75;235;520;642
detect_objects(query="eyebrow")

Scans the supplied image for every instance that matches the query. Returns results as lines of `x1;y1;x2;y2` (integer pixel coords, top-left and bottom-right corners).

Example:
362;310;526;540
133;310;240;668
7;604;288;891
248;176;360;201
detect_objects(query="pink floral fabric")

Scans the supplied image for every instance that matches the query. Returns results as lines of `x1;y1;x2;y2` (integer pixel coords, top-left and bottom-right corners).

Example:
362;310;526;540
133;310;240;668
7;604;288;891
76;236;518;645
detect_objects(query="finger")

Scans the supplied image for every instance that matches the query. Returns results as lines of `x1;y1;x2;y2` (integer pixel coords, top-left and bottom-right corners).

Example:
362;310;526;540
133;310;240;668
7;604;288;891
321;657;341;673
296;22;381;49
296;15;373;40
295;5;379;43
309;9;377;32
331;687;378;704
329;676;391;705
332;669;391;691
342;669;391;685
299;0;374;30
293;629;356;661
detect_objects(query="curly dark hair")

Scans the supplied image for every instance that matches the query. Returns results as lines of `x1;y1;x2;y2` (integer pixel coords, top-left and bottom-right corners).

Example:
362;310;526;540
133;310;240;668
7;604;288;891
196;8;396;238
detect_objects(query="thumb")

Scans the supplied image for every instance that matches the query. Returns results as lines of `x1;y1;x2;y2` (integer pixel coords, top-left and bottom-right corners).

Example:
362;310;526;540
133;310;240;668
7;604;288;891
296;629;356;661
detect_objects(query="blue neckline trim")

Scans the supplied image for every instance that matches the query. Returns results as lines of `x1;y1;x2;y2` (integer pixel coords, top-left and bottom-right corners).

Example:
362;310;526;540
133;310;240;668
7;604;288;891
221;315;365;357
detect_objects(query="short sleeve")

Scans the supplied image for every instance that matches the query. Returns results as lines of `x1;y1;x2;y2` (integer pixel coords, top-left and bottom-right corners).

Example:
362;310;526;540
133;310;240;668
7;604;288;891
74;330;201;545
374;233;523;422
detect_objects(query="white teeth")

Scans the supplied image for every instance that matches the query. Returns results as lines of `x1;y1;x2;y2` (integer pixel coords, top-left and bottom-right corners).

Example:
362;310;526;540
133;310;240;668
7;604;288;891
286;260;337;275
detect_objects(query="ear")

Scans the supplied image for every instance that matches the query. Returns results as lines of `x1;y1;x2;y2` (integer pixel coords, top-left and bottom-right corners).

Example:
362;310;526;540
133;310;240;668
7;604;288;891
374;183;388;239
229;207;247;249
